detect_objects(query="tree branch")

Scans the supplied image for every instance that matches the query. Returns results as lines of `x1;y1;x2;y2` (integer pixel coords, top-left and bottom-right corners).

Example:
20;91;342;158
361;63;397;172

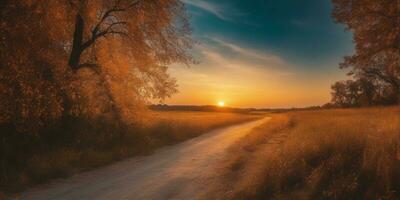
363;68;399;87
71;0;143;70
85;0;142;50
82;21;128;50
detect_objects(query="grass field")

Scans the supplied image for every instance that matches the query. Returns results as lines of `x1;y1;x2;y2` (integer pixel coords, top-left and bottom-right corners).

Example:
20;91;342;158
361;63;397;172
1;111;260;194
141;111;262;146
219;107;400;200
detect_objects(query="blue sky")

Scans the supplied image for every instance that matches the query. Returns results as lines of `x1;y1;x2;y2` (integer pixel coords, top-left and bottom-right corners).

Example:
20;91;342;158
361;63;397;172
166;0;354;108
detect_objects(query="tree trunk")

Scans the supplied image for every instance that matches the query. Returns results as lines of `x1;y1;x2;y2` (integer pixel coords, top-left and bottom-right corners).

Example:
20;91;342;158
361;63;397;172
60;87;73;125
68;14;84;70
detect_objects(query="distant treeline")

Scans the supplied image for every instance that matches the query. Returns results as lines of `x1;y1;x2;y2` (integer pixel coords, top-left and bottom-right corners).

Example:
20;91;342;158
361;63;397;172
329;0;399;108
149;104;256;113
149;104;325;113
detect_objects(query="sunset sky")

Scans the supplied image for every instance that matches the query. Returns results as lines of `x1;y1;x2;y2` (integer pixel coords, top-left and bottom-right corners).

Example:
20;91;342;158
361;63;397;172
165;0;354;108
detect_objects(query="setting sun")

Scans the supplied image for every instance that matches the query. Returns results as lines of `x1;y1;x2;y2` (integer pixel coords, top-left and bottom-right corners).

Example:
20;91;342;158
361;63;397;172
2;0;399;199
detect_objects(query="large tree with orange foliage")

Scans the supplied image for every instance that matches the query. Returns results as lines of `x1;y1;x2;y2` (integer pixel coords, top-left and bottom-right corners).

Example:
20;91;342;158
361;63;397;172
0;0;194;131
66;0;194;71
332;0;400;102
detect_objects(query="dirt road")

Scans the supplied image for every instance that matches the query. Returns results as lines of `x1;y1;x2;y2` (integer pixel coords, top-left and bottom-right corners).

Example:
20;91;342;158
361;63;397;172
20;117;269;200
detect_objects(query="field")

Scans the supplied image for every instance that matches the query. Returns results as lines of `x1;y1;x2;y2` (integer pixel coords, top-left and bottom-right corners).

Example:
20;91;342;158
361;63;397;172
141;111;262;146
218;107;400;199
0;111;260;194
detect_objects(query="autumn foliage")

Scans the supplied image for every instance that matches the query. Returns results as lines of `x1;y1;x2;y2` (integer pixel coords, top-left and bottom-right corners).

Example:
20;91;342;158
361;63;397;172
330;0;400;106
0;0;197;193
0;0;194;131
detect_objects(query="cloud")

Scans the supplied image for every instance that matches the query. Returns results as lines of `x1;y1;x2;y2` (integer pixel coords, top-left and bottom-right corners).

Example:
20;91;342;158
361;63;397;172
211;38;286;66
197;44;293;77
200;49;242;70
167;46;296;108
182;0;239;22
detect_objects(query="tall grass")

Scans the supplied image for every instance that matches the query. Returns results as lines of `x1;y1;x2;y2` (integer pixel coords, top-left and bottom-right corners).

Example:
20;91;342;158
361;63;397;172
221;107;400;200
0;111;259;194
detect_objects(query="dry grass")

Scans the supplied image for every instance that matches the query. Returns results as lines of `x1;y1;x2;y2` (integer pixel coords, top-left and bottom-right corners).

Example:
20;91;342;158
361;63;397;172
220;107;400;200
143;111;261;144
1;111;260;194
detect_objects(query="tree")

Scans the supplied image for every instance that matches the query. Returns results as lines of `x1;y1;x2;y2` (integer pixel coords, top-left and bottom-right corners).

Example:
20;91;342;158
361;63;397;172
332;0;400;103
357;77;377;106
330;78;397;107
331;81;349;107
66;0;194;71
347;80;360;105
0;0;194;131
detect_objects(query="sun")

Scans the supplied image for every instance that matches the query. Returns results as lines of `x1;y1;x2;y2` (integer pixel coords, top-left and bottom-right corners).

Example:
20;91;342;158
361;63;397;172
217;101;225;107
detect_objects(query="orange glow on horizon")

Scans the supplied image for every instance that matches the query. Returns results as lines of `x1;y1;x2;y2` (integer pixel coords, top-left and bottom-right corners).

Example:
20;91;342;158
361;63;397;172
165;53;347;108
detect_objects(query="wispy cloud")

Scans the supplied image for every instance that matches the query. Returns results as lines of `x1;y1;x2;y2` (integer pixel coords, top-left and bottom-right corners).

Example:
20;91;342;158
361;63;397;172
211;38;286;66
182;0;240;22
167;45;296;107
197;44;292;77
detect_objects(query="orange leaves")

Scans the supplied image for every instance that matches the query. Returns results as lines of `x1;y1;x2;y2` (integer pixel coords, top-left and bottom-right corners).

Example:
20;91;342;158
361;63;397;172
0;1;71;132
331;0;400;104
0;0;194;131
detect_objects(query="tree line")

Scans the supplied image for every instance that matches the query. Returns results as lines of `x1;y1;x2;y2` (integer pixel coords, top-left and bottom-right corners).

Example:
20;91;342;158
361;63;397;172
329;0;400;107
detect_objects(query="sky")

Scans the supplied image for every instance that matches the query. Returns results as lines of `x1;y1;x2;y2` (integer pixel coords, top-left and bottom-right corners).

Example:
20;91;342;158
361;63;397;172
165;0;354;108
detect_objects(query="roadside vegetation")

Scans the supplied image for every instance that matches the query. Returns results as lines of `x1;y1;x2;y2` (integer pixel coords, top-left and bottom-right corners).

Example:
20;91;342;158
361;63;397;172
0;111;259;194
220;107;400;200
0;0;197;196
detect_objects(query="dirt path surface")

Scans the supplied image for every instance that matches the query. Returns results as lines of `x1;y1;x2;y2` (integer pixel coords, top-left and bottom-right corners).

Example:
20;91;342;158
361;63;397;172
19;117;270;200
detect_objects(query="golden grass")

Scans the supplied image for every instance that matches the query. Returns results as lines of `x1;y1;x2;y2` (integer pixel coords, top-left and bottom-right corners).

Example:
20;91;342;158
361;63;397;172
143;111;260;141
148;111;259;125
221;107;400;200
138;111;261;147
